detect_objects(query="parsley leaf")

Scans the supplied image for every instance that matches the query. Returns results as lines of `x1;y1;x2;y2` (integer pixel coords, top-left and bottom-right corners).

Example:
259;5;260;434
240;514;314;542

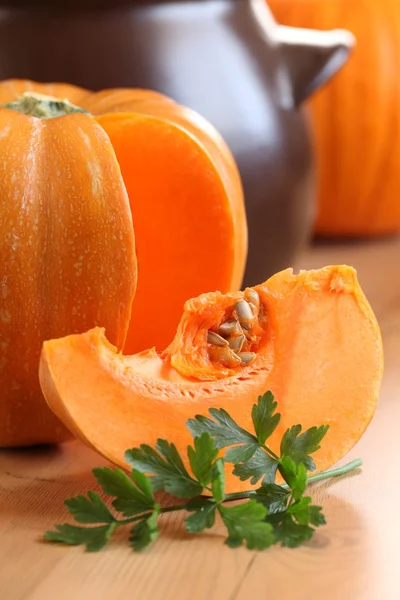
278;456;307;501
308;504;326;527
92;466;149;499
255;483;291;513
266;512;315;548
187;432;218;486
251;391;281;444
125;440;202;498
44;523;117;552
64;491;115;524
93;467;155;517
224;443;258;464
185;498;217;533
187;407;257;448
211;458;225;503
288;497;326;527
232;448;279;485
219;501;274;550
280;424;329;471
266;494;326;547
129;507;160;552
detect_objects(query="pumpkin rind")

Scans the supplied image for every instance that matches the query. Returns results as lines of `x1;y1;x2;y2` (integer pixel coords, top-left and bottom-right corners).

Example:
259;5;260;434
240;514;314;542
0;78;90;105
0;107;137;446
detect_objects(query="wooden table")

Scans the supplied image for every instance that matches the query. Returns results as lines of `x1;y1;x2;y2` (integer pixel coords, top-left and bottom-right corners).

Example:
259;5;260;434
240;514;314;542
1;237;399;600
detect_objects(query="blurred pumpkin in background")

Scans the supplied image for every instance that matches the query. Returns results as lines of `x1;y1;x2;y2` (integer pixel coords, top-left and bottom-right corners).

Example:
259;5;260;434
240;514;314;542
270;0;400;237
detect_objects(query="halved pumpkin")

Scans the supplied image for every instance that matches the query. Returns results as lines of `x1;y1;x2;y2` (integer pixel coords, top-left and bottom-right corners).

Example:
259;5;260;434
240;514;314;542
0;79;246;446
39;266;383;494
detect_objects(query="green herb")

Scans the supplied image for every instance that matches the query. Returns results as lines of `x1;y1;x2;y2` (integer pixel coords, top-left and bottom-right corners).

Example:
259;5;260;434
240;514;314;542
44;391;362;553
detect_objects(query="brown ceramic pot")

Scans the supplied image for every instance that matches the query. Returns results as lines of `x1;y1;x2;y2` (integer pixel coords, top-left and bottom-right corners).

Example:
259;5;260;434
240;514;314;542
0;0;354;285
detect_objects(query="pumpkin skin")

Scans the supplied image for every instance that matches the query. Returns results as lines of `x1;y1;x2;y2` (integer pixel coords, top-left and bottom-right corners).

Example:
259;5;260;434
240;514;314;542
0;79;88;104
0;97;137;447
270;0;400;236
39;266;383;494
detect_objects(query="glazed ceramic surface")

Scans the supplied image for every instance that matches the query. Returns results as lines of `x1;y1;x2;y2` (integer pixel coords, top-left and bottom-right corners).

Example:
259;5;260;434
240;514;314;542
0;0;353;285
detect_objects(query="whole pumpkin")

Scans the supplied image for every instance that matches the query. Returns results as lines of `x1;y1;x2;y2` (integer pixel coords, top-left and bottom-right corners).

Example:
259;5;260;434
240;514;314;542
0;79;247;446
269;0;400;236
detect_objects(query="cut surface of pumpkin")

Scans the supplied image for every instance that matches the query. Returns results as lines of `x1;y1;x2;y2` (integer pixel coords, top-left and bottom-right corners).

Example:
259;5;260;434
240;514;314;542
0;106;137;447
96;111;246;354
39;266;383;494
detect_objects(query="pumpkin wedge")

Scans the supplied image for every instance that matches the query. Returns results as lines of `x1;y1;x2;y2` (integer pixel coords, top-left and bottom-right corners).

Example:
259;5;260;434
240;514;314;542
39;266;383;494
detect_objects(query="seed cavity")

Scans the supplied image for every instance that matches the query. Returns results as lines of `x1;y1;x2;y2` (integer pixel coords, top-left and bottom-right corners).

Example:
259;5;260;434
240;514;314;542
207;331;229;347
207;289;264;369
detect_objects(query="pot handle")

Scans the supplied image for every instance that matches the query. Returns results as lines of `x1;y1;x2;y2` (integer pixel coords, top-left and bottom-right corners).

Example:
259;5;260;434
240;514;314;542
250;0;355;107
276;25;355;107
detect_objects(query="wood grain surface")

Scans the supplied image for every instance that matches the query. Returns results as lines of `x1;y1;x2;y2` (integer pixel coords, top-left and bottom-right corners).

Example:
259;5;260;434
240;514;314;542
1;237;399;600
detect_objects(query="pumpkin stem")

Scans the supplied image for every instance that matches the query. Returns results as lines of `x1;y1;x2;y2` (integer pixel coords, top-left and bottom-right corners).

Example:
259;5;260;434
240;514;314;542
0;92;89;118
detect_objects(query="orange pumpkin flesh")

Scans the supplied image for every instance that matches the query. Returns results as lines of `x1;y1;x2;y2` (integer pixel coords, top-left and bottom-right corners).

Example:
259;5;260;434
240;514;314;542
39;266;383;494
91;97;247;303
0;106;137;446
86;89;247;354
97;112;245;354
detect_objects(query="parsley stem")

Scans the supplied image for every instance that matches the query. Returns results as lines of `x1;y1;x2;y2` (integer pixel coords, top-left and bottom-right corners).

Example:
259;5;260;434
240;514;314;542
260;443;280;461
116;512;154;525
116;504;187;526
223;458;363;502
306;458;363;484
160;505;188;514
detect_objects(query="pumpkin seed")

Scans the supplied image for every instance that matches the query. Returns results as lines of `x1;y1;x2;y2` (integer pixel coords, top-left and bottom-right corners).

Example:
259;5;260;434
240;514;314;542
248;302;258;317
219;320;240;336
236;351;256;365
208;346;241;367
207;331;229;347
229;334;245;352
244;289;260;308
234;299;255;329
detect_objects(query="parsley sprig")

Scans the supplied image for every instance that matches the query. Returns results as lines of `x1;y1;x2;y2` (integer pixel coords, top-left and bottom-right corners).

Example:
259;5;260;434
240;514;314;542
45;392;362;552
